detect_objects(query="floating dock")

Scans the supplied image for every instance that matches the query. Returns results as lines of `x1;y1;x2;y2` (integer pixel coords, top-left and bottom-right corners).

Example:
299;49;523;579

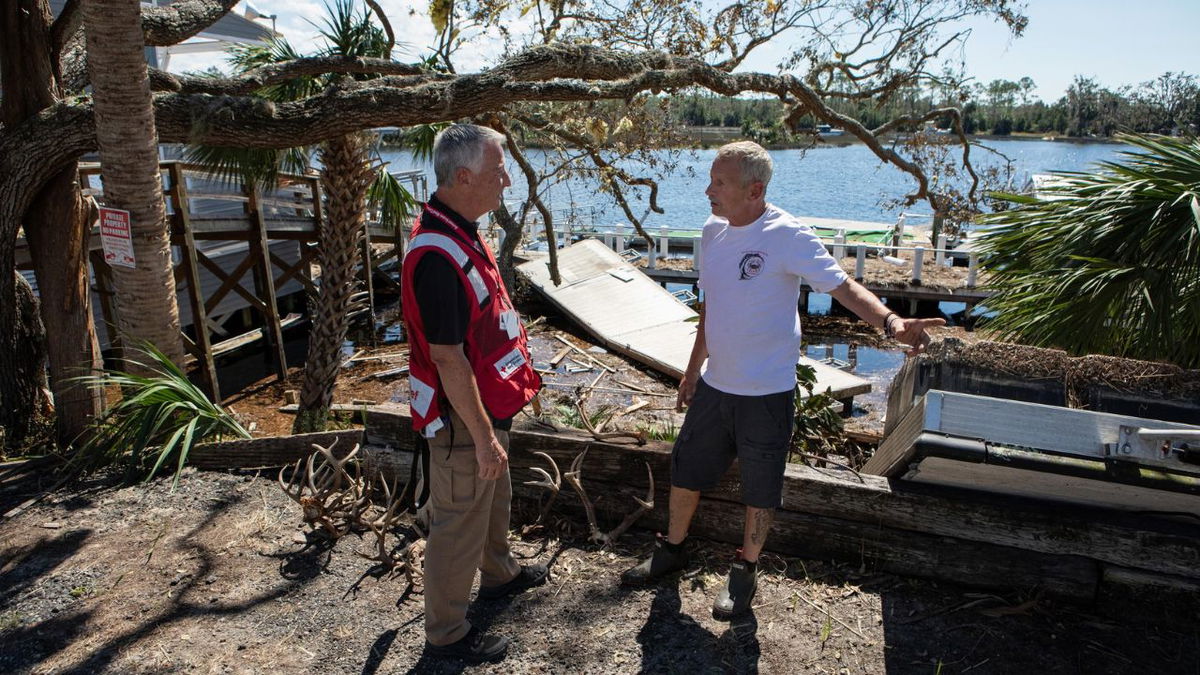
516;239;870;405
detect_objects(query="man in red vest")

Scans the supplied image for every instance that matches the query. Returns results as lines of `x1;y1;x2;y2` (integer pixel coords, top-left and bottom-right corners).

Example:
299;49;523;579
401;124;546;664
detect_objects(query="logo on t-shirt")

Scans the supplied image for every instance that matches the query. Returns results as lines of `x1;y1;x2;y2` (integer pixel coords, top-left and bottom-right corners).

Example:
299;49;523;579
739;251;766;280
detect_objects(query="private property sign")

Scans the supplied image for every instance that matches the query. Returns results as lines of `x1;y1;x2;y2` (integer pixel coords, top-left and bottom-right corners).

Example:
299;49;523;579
99;207;136;269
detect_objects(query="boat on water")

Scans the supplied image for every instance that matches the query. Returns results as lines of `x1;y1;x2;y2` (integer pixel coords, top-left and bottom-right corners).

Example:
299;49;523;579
816;124;846;137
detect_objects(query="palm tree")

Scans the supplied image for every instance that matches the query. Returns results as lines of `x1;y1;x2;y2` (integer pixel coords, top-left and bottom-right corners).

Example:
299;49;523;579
81;0;185;367
977;133;1200;367
190;1;416;433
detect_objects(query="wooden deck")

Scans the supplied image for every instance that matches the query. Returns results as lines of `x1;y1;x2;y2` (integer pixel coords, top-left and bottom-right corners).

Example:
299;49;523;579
15;160;428;401
516;239;870;403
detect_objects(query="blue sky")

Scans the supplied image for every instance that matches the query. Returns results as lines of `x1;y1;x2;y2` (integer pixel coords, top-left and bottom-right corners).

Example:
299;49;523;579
958;0;1200;100
174;0;1200;103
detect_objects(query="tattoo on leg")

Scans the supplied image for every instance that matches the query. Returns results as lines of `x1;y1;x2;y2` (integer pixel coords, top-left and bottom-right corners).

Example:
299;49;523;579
750;509;774;546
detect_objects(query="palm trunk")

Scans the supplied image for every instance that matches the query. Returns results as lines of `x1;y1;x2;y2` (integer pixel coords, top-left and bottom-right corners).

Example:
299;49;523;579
293;133;375;433
82;0;183;368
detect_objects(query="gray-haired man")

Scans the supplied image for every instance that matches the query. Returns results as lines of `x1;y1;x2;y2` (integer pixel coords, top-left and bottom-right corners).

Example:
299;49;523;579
402;124;547;663
622;141;942;619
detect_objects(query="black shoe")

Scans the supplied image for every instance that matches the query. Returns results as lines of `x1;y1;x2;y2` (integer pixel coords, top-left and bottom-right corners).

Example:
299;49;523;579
712;559;757;620
425;626;509;663
621;537;689;585
478;563;549;600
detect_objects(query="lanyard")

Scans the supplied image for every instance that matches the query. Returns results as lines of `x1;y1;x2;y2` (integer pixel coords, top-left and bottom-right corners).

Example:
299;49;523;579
422;203;482;253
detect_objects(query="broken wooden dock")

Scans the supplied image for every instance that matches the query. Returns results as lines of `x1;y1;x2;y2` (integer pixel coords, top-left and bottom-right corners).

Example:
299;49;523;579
516;239;870;405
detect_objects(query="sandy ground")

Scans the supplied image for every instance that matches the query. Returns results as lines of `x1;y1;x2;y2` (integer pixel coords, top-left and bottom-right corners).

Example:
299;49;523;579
2;468;1197;675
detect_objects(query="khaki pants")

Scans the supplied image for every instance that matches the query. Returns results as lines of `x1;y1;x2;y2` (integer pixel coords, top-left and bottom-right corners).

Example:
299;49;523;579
423;411;521;646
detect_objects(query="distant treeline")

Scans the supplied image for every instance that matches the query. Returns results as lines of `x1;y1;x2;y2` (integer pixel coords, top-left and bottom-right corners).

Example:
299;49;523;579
671;73;1200;141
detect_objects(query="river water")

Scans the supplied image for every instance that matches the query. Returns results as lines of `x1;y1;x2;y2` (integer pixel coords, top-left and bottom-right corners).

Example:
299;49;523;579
380;138;1125;229
378;138;1127;416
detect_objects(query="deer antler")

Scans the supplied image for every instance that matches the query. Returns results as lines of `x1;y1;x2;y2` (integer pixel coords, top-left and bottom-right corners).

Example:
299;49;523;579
563;449;655;546
278;441;368;539
523;451;562;524
357;473;424;588
574;393;647;445
603;461;654;543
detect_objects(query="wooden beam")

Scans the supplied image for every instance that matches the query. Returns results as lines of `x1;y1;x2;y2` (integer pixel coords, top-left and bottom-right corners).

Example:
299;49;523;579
359;220;376;321
211;313;304;358
270;248;318;294
185;405;1200;605
248;186;289;380
88;249;124;366
170;164;220;401
197;249;264;315
188;429;365;470
358;406;1200;582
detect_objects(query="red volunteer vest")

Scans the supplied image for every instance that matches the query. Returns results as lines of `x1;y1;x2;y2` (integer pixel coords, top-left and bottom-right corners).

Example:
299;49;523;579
400;204;541;437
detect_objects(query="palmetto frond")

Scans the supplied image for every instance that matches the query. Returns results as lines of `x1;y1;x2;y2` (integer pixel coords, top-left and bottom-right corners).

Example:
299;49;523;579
184;145;310;190
977;133;1200;367
316;0;395;61
71;343;251;488
401;123;448;162
368;167;420;233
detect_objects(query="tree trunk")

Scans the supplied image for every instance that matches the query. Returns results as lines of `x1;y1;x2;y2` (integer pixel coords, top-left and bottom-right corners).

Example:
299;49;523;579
0;0;101;449
293;133;375;433
27;169;104;447
82;0;184;368
493;202;524;295
1;272;50;453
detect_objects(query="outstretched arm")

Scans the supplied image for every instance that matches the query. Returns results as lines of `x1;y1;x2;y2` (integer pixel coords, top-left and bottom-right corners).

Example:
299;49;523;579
828;279;944;355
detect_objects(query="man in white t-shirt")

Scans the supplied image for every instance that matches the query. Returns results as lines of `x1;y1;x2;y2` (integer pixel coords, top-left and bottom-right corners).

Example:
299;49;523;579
622;141;943;619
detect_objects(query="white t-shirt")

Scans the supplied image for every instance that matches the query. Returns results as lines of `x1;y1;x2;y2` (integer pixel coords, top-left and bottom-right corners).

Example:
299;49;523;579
698;204;848;396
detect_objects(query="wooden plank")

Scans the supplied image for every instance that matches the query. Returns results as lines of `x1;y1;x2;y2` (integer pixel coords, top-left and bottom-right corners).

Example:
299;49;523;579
247;186;288;380
198;248;263;315
906;457;1200;517
518;240;869;401
210;313;303;357
188;404;1199;598
88;249;124;366
358;405;1200;580
171;164;220;401
188;429;365;470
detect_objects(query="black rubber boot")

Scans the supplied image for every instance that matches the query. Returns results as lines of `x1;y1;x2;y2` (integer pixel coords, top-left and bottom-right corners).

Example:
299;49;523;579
425;626;509;663
620;537;689;585
712;558;757;620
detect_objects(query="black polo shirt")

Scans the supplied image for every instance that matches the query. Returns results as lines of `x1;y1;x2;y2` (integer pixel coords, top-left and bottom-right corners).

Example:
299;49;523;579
410;194;512;430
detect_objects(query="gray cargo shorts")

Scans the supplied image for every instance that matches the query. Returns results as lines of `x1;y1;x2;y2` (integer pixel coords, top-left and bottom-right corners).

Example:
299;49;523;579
670;377;795;509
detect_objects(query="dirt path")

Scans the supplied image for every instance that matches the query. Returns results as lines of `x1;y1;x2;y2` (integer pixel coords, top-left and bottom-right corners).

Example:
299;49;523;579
2;470;1196;674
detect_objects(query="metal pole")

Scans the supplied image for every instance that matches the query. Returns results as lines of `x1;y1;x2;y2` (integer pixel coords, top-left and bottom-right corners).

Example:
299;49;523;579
855;245;866;281
967;253;979;288
912;246;925;284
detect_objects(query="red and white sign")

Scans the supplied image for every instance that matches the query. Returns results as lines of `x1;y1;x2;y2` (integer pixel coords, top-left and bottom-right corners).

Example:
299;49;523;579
99;207;136;269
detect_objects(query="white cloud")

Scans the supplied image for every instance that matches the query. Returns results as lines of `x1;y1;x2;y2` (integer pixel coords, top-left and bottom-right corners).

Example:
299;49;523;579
166;0;508;74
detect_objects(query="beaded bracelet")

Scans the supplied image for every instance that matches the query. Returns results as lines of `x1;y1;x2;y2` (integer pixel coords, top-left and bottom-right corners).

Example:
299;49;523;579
883;312;899;339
